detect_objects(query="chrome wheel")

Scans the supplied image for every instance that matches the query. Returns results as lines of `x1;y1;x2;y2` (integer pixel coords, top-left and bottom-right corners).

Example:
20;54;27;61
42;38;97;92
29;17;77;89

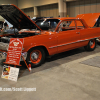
26;47;45;67
30;50;42;64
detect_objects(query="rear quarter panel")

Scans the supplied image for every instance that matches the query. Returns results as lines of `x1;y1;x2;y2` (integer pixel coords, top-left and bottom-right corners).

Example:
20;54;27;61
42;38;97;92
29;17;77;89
80;27;100;40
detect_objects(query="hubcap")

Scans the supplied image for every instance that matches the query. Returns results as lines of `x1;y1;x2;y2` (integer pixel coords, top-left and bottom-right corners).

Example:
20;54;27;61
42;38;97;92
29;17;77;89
90;41;93;46
30;50;42;64
89;40;95;48
31;52;39;60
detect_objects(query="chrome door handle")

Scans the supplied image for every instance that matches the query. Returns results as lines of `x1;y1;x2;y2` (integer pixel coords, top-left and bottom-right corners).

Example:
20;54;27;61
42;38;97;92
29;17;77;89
76;32;80;34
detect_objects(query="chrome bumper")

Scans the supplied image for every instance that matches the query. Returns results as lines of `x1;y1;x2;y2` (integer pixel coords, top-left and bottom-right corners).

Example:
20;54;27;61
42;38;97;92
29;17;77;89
0;42;27;61
0;42;9;51
0;51;27;61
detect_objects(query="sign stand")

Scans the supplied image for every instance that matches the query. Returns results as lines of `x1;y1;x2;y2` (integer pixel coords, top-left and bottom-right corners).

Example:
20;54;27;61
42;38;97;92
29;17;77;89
3;54;31;72
1;38;31;82
3;38;31;72
21;55;31;72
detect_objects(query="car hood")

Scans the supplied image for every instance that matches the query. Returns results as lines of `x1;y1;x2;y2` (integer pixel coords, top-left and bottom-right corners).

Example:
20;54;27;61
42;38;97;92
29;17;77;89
0;4;42;31
76;13;100;27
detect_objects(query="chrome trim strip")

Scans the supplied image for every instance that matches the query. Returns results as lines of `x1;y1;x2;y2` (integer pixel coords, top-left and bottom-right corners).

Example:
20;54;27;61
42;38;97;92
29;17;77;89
49;36;100;49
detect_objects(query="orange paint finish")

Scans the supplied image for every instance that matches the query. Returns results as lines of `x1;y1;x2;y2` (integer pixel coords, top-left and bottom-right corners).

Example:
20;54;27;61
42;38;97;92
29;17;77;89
22;31;58;55
22;19;100;56
76;13;100;27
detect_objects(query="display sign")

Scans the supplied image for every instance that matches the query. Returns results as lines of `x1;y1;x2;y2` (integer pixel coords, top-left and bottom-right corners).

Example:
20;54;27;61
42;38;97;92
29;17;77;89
1;65;19;82
5;38;24;65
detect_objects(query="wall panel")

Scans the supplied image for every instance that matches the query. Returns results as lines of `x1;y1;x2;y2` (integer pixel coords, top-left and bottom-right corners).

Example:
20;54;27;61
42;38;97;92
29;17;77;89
69;2;75;17
85;0;91;13
18;0;58;9
67;0;100;17
75;1;80;17
91;0;97;13
0;0;17;5
38;4;58;17
96;0;100;13
79;1;85;14
22;7;34;18
67;3;70;17
50;5;53;17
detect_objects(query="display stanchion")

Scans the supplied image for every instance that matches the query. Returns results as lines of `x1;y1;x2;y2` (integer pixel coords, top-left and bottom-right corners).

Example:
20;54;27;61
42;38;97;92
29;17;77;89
21;55;31;72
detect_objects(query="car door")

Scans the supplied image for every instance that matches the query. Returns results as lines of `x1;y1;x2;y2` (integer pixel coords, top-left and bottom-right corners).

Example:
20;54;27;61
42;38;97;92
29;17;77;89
75;19;90;47
57;20;81;53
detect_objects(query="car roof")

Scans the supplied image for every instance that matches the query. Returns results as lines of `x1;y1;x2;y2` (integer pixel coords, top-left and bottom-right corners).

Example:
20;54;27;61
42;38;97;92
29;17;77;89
45;17;80;21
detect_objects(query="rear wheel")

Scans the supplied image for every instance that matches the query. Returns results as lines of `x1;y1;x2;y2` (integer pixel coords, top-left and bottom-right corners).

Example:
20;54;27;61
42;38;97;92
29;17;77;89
84;39;96;51
26;47;45;67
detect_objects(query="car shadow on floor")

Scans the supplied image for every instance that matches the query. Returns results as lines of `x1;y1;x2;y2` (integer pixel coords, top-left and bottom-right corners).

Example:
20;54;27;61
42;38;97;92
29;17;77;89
18;45;100;78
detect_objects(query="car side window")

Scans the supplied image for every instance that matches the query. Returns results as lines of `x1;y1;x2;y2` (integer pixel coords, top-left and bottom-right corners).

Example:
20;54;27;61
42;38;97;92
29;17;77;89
58;20;76;32
76;20;85;29
94;17;100;27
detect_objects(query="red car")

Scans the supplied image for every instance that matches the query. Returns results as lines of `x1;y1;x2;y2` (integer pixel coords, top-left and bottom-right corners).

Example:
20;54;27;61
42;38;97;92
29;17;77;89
0;4;100;67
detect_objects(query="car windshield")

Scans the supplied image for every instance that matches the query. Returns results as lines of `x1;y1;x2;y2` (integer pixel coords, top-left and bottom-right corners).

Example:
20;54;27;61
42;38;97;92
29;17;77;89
35;19;60;31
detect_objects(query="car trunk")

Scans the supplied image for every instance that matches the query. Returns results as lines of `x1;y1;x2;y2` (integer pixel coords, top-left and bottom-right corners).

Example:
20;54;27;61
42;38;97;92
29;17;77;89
76;13;100;27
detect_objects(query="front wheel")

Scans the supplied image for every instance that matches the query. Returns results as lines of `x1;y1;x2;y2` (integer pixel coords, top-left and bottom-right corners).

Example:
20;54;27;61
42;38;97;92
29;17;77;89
84;39;96;51
26;47;45;67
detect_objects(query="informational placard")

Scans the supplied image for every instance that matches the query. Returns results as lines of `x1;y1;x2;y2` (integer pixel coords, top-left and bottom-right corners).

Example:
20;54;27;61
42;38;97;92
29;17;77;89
1;65;19;82
5;38;24;65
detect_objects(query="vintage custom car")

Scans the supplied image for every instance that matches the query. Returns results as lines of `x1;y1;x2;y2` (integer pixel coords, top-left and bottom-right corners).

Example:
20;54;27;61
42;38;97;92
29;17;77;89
0;4;100;67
